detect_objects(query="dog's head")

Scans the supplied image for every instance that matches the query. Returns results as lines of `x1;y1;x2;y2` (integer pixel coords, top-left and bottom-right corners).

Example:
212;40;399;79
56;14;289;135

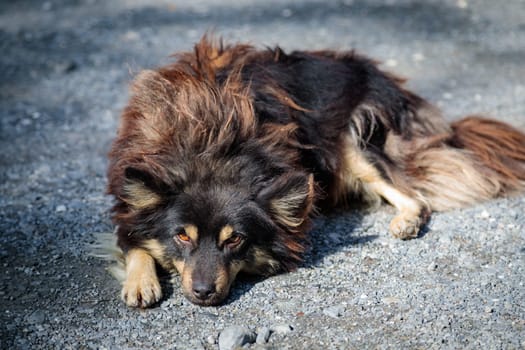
108;39;317;305
118;163;314;306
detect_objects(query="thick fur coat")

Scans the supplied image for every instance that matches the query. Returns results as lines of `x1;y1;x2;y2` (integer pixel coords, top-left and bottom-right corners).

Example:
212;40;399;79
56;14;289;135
107;37;525;307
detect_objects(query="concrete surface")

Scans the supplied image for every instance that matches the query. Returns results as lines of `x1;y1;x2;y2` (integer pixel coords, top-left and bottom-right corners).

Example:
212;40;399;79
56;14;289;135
1;0;524;349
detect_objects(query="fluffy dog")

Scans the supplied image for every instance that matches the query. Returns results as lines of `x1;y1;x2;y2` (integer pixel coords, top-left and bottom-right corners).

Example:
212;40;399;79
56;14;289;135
107;36;525;308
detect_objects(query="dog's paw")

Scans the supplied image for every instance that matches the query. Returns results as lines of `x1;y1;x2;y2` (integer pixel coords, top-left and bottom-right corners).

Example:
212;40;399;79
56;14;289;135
389;214;421;240
121;273;162;308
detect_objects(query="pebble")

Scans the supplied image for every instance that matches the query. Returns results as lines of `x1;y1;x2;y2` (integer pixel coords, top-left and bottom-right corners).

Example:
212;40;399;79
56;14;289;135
256;327;271;344
206;334;217;345
270;324;293;335
218;326;256;350
68;199;84;211
427;261;439;271
27;310;46;324
55;205;67;212
323;305;345;318
479;210;490;219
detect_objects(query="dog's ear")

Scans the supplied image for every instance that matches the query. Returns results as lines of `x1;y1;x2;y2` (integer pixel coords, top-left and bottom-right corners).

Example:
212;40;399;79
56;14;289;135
257;172;315;230
122;167;172;209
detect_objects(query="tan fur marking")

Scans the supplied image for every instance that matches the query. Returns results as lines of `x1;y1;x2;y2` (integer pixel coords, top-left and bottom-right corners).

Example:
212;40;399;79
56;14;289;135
180;264;193;300
142;239;170;270
368;181;423;239
242;248;280;275
179;259;241;305
261;85;311;112
409;147;503;211
339;140;383;204
341;138;423;239
215;265;230;295
349;103;382;144
209;49;232;70
123;182;161;209
173;259;185;275
122;248;161;308
184;224;199;242
270;174;314;229
217;261;243;296
368;182;421;215
218;225;234;245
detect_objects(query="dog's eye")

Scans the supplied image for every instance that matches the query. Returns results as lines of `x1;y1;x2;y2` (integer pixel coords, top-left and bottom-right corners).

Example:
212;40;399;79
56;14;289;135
225;232;244;248
175;229;191;243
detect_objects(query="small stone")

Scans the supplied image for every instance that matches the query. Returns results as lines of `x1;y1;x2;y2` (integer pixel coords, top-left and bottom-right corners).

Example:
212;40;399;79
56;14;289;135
427;261;438;271
323;305;345;318
27;310;46;324
256;327;271;344
55;205;67;212
218;326;256;350
484;306;494;313
206;334;217;345
270;324;293;335
479;210;490;219
68;199;83;210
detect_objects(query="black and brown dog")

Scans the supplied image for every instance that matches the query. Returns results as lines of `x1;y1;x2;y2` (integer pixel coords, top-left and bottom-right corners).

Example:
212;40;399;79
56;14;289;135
107;36;525;308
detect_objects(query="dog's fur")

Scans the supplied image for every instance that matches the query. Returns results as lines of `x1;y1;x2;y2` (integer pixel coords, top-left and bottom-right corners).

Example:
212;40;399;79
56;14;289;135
107;36;525;308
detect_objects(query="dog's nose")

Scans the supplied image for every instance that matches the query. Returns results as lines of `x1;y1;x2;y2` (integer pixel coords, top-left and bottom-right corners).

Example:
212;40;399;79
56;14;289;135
192;282;216;300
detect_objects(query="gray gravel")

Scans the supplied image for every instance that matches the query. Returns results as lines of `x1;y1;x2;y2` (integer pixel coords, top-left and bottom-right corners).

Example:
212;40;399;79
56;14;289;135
1;0;525;349
218;325;256;350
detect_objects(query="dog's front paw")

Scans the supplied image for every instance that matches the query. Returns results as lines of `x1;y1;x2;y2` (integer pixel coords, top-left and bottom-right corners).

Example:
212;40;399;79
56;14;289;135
389;214;421;240
122;273;162;308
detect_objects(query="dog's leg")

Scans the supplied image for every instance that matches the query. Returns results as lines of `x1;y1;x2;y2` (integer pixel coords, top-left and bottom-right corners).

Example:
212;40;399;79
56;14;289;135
121;248;162;308
367;180;424;239
341;140;424;239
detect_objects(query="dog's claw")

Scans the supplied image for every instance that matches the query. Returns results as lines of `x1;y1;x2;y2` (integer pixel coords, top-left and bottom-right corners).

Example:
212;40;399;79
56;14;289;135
389;215;421;240
122;274;162;308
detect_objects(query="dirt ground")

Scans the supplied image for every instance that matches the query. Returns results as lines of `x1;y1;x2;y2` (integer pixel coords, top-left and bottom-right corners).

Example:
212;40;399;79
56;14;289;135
1;0;524;349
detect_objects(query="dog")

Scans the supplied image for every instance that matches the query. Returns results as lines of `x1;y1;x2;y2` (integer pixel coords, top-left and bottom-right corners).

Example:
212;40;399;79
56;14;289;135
107;36;525;308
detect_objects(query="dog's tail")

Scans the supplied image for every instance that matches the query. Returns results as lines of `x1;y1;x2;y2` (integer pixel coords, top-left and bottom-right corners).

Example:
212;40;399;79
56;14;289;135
408;116;525;211
450;116;525;187
88;231;126;282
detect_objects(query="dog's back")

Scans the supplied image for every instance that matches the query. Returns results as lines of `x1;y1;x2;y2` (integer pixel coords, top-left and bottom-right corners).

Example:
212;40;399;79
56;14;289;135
194;40;525;218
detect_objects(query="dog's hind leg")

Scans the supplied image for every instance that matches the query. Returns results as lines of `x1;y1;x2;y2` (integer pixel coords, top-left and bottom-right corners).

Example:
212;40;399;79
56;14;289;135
340;139;425;239
367;180;425;239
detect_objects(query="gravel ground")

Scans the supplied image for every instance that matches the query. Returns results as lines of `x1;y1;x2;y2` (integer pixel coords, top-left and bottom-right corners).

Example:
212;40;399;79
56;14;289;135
1;0;525;349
